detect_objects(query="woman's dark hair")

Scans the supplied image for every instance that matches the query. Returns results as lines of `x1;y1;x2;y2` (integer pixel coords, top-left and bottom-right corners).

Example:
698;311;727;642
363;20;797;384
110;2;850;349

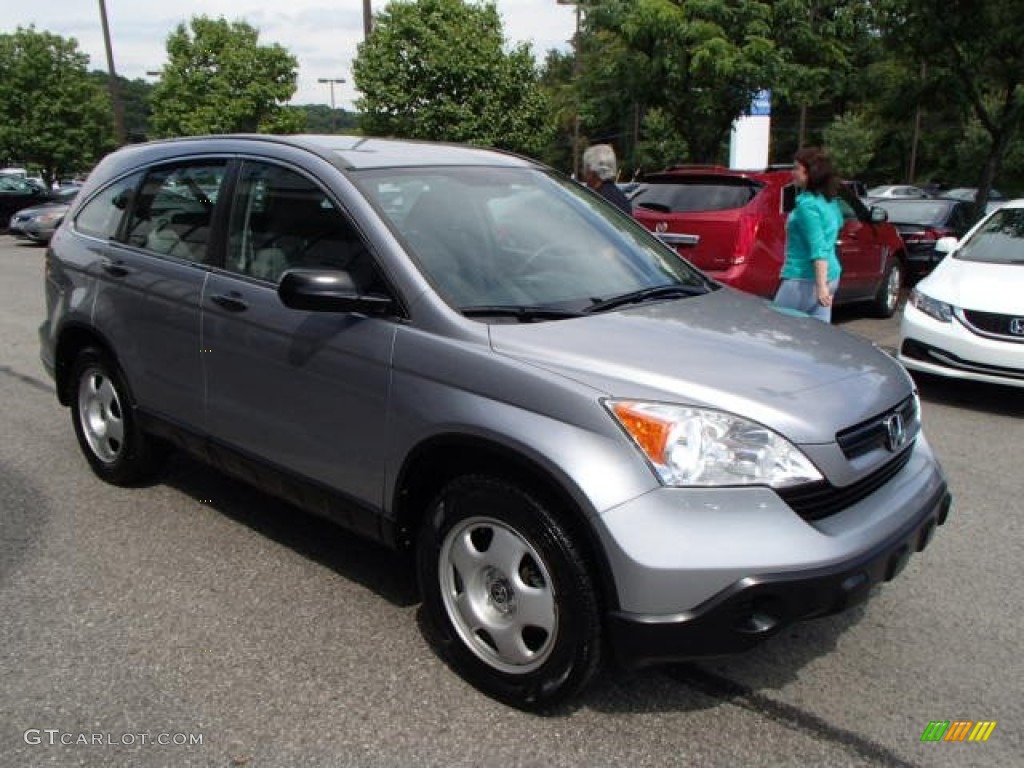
794;146;841;200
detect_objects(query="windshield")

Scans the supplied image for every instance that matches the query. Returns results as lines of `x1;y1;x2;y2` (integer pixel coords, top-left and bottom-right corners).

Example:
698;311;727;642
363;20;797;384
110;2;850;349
955;207;1024;264
354;166;709;312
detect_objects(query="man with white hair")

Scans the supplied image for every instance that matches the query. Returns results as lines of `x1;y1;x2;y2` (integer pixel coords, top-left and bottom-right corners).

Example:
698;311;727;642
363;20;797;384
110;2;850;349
581;144;632;215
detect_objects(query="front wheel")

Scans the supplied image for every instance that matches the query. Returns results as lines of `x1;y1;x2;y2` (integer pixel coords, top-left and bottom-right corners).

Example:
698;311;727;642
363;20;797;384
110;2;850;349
872;258;904;318
416;475;602;709
69;347;167;485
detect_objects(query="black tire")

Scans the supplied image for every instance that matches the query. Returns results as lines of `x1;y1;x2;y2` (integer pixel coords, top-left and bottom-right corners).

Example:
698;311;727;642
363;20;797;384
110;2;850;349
416;475;602;709
872;258;904;318
69;347;168;486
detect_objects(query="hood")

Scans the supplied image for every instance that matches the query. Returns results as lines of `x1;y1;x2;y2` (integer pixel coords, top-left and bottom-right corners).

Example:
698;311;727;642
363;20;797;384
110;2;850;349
919;257;1024;315
489;288;912;444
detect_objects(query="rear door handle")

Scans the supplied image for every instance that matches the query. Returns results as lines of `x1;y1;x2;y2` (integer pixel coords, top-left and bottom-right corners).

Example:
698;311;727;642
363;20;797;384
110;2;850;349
100;258;131;277
209;292;249;312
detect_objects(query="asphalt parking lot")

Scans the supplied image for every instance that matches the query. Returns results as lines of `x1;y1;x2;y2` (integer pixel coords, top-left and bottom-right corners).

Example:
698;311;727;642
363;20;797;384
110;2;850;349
1;235;1021;767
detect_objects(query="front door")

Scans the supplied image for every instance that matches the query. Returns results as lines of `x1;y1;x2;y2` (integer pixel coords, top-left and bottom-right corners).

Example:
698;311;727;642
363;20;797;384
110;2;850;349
201;160;395;509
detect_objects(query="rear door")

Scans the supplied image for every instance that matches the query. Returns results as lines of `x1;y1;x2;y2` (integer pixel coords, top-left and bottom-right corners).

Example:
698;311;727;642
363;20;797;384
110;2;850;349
87;159;227;427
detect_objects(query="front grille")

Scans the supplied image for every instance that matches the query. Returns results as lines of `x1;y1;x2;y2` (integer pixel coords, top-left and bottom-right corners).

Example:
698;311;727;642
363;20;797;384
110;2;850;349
835;396;918;459
777;447;914;521
961;309;1024;342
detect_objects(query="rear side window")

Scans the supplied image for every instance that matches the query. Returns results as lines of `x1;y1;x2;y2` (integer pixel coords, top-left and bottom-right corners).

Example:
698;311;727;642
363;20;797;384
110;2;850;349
73;173;142;240
125;162;227;262
633;178;763;213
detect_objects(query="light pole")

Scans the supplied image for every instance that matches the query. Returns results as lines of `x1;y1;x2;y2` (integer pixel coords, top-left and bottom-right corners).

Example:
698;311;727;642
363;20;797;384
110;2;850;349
317;77;346;111
318;78;347;133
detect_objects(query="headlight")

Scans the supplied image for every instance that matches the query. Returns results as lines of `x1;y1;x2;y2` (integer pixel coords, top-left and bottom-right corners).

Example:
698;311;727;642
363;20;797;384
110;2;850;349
909;288;953;323
607;400;822;488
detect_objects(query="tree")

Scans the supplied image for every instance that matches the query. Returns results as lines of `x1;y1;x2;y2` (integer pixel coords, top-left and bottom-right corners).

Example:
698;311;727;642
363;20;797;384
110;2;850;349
353;0;553;158
823;111;876;177
0;27;113;184
584;0;784;163
149;16;303;137
87;72;154;142
881;0;1024;214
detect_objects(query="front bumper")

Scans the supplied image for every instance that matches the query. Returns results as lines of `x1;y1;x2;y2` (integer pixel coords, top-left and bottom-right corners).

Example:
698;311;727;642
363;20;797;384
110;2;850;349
608;485;950;668
899;302;1024;388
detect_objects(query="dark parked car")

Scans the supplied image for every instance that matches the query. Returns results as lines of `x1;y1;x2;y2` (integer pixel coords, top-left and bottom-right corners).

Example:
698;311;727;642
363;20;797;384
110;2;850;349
631;166;909;317
8;187;80;244
0;175;55;227
41;135;950;708
871;198;977;281
941;187;1006;215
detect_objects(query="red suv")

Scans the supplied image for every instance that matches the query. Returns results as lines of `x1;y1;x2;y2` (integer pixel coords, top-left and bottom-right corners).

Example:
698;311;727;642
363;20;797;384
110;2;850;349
632;166;908;317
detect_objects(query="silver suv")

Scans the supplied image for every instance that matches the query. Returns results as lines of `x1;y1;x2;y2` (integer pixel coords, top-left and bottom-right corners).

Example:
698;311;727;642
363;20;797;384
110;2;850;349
40;135;951;708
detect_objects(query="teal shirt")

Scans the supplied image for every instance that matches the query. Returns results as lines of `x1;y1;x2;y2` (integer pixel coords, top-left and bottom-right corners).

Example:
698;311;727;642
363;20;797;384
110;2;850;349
781;191;843;281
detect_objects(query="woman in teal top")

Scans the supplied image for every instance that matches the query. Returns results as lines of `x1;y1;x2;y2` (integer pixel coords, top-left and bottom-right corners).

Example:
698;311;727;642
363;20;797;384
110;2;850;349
774;146;844;322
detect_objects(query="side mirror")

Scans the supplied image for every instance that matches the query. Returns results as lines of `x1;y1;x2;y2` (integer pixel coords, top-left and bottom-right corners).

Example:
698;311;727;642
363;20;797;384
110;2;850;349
934;236;958;255
870;206;888;224
278;269;393;315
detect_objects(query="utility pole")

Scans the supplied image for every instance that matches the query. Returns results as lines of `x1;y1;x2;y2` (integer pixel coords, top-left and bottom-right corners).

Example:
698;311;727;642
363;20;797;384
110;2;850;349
363;0;373;39
98;0;127;145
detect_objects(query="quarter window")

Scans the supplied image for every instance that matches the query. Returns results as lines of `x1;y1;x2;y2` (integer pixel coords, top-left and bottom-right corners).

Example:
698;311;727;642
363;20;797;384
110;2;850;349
73;172;142;240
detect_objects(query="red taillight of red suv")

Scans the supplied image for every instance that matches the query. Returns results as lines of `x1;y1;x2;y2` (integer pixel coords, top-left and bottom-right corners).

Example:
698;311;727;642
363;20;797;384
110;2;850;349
903;227;953;245
731;214;760;265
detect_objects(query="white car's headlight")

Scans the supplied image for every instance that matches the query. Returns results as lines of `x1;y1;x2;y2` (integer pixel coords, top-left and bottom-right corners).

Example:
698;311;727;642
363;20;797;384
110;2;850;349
909;288;953;323
607;400;822;488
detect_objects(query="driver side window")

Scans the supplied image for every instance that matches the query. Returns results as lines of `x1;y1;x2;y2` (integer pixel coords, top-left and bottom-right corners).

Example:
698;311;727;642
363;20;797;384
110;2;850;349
226;161;381;290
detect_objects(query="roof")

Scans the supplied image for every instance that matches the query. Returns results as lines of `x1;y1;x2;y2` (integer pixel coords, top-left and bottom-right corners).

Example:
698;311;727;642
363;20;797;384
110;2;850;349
99;134;537;174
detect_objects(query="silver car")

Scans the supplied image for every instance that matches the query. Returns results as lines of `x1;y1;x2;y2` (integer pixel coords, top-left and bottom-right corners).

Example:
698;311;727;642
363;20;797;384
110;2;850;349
40;135;950;708
9;187;79;243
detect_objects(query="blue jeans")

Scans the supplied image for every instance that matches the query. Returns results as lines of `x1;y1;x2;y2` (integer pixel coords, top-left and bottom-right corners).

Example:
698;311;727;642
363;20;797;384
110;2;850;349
773;278;840;323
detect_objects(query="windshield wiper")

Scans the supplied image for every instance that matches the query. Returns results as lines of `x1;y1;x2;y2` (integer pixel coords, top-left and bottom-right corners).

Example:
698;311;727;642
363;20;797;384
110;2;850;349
460;305;585;322
585;284;708;314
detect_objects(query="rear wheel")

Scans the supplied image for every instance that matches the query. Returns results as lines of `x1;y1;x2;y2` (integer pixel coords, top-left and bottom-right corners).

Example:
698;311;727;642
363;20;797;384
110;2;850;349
416;475;602;709
872;258;904;318
70;348;167;485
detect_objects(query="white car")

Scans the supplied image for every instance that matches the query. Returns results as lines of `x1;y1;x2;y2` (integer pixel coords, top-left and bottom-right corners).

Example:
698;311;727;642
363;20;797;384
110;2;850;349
899;199;1024;388
867;184;930;199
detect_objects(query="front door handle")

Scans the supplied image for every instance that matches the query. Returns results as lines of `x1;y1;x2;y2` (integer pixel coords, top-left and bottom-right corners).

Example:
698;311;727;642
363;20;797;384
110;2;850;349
100;258;131;277
209;292;249;312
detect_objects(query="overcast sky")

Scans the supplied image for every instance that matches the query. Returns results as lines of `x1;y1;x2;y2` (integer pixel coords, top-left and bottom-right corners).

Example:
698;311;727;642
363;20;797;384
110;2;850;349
15;1;577;110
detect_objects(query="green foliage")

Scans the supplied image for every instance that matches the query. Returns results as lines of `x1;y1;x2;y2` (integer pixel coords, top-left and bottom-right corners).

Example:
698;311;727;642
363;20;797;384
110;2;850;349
149;16;300;137
634;108;688;172
0;27;112;183
353;0;553;158
87;72;154;142
298;105;360;134
879;0;1024;207
584;0;785;163
823;111;876;177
